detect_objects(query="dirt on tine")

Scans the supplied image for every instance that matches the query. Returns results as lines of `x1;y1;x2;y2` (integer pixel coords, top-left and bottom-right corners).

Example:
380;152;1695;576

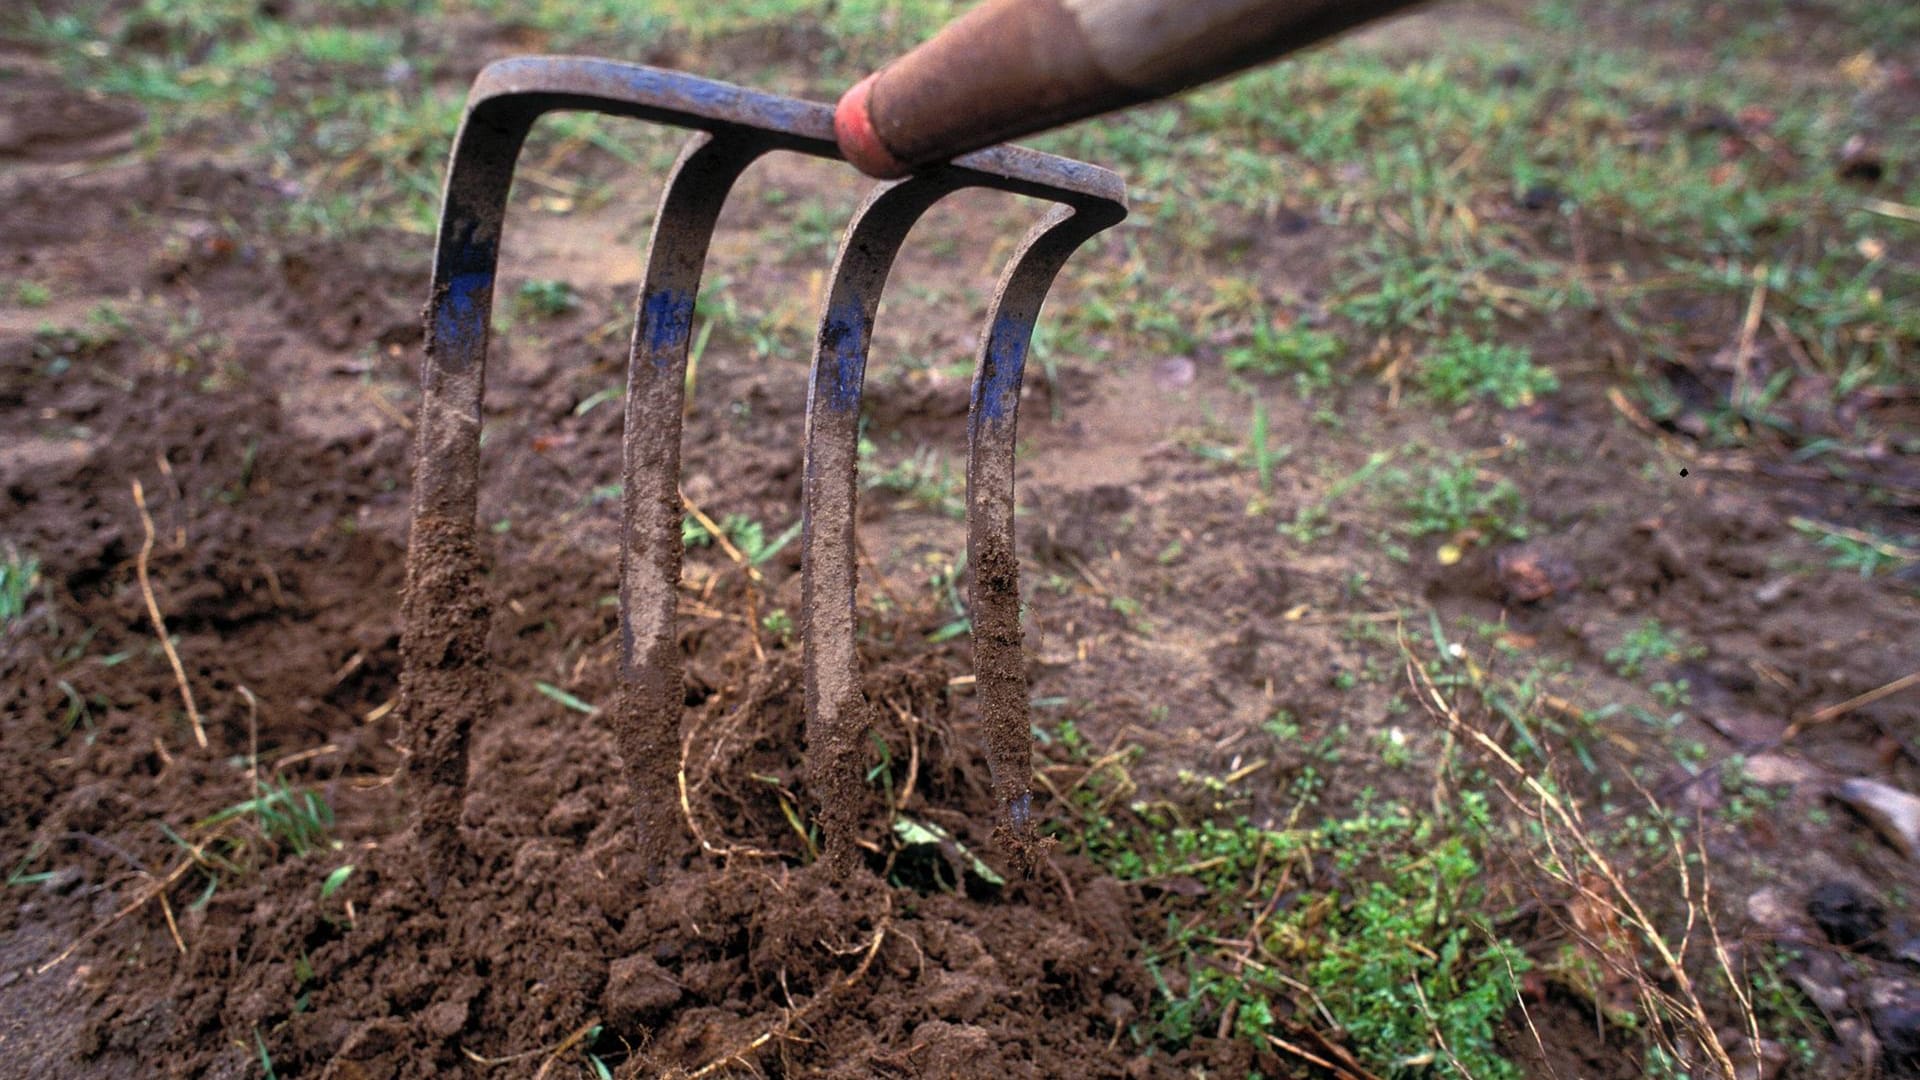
968;436;1049;873
796;404;873;881
397;513;493;890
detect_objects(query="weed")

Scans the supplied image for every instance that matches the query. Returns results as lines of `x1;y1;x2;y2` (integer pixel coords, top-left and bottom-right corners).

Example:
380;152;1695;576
1225;315;1342;394
1391;461;1527;542
1415;333;1559;409
7;842;56;887
255;1027;278;1080
682;512;801;567
535;681;600;716
12;280;52;307
862;441;966;519
0;550;41;627
1057;774;1527;1077
1650;678;1691;709
1791;516;1920;578
1606;618;1698;678
319;864;355;900
1246;396;1284;496
199;777;336;859
1282;450;1393;544
514;279;580;319
760;608;794;645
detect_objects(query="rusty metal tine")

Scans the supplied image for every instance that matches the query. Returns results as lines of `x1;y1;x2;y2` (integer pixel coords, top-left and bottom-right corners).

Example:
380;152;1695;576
616;132;771;876
801;174;969;877
402;100;536;889
966;202;1126;873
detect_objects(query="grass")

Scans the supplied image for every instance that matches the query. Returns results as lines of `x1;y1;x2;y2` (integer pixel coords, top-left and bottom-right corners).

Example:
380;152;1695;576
1606;618;1700;678
1390;460;1528;542
1225;316;1343;394
197;776;336;860
682;511;802;567
1053;721;1528;1077
861;441;966;519
1791;516;1920;578
514;279;581;319
0;550;40;627
1414;333;1559;409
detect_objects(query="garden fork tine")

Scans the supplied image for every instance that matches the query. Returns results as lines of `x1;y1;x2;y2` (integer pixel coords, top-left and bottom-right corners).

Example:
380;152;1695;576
614;131;770;876
801;174;970;878
400;56;1125;889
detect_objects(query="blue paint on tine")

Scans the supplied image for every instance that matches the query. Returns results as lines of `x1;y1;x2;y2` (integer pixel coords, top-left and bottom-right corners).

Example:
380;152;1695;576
817;301;869;413
431;219;498;361
637;287;696;362
972;313;1028;425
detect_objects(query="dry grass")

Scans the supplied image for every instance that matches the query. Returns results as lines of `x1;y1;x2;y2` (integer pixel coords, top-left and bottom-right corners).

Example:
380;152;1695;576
1402;628;1753;1078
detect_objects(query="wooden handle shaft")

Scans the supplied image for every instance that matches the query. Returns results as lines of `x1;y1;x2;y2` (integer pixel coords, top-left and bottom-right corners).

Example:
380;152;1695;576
835;0;1427;177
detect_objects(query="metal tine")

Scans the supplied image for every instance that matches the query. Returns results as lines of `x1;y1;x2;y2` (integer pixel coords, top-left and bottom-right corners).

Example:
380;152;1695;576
966;202;1124;873
402;100;536;889
801;172;968;877
615;132;772;876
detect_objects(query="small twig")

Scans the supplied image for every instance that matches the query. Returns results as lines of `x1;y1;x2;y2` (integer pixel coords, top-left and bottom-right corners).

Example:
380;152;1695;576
363;385;414;431
272;744;340;772
1731;269;1767;409
1860;197;1920;224
1403;633;1739;1080
892;704;921;812
157;889;187;957
687;920;889;1078
36;857;195;974
241;686;260;795
681;492;765;584
532;1017;603;1080
678;733;778;861
459;1016;601;1069
1785;669;1920;739
1789;515;1920;560
133;479;207;749
1264;1033;1352;1078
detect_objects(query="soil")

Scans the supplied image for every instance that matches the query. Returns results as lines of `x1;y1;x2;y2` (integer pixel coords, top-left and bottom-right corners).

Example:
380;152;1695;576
3;8;1918;1079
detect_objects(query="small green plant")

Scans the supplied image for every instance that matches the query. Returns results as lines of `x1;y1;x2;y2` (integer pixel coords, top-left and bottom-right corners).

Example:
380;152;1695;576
0;550;40;627
760;608;794;644
199;777;337;859
863;442;966;519
682;513;801;567
1415;333;1558;408
1650;678;1691;708
1791;517;1920;578
1061;783;1527;1079
1282;450;1393;543
1225;316;1342;393
514;278;580;318
1392;461;1527;541
1606;618;1697;678
12;280;52;307
319;864;355;900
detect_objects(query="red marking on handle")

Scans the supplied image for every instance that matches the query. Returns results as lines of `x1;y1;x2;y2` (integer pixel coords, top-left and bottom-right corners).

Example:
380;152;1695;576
834;73;910;179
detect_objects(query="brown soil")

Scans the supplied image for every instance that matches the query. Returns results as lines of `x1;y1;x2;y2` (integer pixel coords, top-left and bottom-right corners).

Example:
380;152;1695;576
3;10;1918;1080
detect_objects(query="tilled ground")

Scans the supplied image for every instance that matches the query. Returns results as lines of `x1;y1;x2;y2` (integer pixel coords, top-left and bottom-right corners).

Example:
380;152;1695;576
3;11;1919;1079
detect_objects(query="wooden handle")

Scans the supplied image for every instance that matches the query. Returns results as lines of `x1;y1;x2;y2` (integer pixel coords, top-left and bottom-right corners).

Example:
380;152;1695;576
835;0;1428;178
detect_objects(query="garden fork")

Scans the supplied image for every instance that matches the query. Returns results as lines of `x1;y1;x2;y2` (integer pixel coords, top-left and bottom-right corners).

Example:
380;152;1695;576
398;56;1125;887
